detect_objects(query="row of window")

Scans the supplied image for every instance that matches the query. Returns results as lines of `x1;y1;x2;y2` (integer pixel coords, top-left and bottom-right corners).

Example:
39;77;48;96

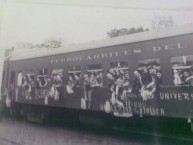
14;55;193;87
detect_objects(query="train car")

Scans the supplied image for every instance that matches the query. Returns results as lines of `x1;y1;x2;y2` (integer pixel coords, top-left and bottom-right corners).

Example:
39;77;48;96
2;24;193;128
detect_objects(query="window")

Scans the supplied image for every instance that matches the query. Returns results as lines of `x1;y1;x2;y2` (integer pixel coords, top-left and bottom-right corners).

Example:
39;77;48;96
84;63;103;86
26;70;35;81
68;66;81;76
21;70;35;87
137;59;162;85
39;68;47;75
108;61;129;82
52;68;63;76
51;68;63;88
38;68;48;87
171;55;193;86
87;64;102;72
106;61;130;107
67;66;81;88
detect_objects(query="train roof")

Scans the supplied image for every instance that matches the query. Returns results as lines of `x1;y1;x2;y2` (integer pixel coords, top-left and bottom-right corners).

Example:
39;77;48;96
10;24;193;61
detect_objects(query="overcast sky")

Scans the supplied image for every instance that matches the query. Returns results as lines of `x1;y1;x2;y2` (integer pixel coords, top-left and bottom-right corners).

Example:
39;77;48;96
0;0;193;49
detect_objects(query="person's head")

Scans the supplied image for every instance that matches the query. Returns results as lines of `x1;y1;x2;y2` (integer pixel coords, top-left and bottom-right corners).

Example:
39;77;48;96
53;75;57;79
47;77;51;81
99;72;103;77
69;75;73;81
125;73;129;79
74;74;79;80
173;69;178;74
149;68;156;75
84;74;88;80
184;71;190;77
134;71;140;77
143;67;148;73
23;76;27;81
116;70;120;76
29;77;33;82
109;69;114;74
190;66;193;74
157;72;162;78
122;76;126;80
37;77;40;81
107;73;113;80
90;73;94;79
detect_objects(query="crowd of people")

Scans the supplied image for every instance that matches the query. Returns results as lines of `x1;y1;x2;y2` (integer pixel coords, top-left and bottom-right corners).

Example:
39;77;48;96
173;68;193;86
17;62;163;109
9;61;177;109
66;73;81;94
106;63;130;112
105;61;163;112
82;71;103;109
133;63;162;101
20;72;63;104
172;56;193;86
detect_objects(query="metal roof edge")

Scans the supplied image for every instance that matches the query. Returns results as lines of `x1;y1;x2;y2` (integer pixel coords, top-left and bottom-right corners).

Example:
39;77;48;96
10;23;193;61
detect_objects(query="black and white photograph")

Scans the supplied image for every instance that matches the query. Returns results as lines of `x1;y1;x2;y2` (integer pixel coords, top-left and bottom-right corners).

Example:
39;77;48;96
0;0;193;145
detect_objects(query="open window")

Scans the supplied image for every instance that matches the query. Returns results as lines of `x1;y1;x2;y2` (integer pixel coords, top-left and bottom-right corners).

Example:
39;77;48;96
37;68;48;87
109;61;129;76
66;66;81;88
26;70;35;82
68;66;81;77
171;55;193;86
51;68;63;87
52;68;63;76
85;63;103;86
108;61;129;84
137;59;162;85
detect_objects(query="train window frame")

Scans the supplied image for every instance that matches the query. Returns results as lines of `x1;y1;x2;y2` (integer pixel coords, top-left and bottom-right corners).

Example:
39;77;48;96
137;58;162;86
108;61;130;81
87;63;102;72
38;68;48;76
109;61;129;71
107;61;130;95
68;65;81;74
171;55;193;86
85;63;103;87
66;65;82;89
37;68;48;88
52;68;64;75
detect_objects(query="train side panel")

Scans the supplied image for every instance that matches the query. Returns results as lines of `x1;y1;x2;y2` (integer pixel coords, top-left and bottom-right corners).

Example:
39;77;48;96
8;33;193;118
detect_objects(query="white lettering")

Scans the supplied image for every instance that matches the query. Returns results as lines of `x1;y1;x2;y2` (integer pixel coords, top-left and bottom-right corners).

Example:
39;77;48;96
153;46;161;52
133;49;141;54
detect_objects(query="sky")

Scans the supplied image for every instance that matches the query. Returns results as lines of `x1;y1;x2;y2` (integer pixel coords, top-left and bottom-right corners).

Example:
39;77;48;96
0;0;193;50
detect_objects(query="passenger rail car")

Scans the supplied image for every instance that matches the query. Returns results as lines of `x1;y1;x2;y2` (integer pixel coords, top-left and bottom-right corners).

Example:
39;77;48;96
2;24;193;127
